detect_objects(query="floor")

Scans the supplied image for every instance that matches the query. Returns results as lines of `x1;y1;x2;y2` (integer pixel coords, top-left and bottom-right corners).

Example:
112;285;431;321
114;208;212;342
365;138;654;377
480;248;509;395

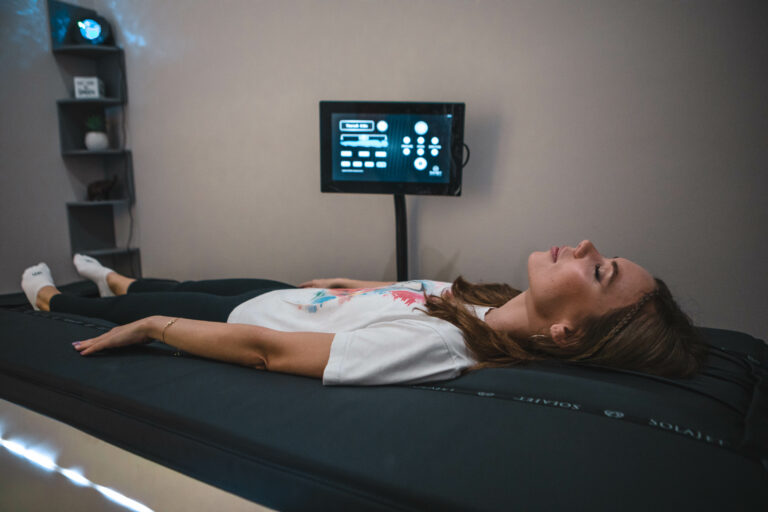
0;398;274;512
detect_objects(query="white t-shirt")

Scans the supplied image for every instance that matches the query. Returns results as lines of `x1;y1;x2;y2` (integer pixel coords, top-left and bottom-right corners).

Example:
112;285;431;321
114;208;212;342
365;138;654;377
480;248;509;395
227;280;490;386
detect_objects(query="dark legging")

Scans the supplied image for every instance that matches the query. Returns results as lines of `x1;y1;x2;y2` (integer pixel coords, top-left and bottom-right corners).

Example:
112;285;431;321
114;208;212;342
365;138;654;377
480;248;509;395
49;278;297;325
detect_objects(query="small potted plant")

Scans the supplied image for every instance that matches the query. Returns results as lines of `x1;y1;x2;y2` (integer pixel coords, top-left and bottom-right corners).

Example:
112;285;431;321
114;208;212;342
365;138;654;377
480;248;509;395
84;114;109;151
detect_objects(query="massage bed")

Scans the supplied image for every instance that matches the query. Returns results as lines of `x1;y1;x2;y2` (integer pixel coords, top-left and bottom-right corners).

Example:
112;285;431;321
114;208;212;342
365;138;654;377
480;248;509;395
0;283;766;511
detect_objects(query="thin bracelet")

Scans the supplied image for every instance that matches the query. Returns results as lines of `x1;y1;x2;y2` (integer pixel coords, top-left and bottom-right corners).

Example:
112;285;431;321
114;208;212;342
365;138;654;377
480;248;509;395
161;317;183;357
162;317;179;344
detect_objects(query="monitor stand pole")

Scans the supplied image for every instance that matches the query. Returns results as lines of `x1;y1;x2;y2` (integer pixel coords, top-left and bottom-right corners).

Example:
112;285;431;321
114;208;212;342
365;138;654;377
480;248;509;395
394;194;408;282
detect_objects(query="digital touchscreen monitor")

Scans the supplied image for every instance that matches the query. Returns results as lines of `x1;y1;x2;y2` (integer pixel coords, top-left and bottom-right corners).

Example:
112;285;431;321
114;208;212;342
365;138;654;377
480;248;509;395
320;101;465;195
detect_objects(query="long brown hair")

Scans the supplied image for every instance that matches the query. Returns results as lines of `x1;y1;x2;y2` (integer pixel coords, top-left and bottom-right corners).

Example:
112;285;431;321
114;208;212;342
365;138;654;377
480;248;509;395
420;276;708;378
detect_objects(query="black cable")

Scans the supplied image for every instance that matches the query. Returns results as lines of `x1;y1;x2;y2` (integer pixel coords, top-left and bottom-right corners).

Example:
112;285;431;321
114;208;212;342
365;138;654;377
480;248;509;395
126;194;134;250
462;143;470;167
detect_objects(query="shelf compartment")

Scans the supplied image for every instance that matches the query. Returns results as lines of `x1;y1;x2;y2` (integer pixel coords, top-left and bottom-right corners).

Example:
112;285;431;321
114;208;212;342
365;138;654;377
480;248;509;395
66;203;119;252
48;0;124;57
48;0;97;49
64;151;134;205
52;51;127;102
72;151;135;204
57;101;125;153
51;50;127;102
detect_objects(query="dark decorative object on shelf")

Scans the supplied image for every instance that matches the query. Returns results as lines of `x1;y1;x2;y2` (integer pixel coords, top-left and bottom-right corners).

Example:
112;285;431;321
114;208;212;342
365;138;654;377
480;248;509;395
87;175;118;201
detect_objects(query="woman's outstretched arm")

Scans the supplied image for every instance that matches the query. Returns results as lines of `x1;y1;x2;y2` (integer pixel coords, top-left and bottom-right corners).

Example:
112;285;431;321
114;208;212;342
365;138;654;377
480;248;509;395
73;317;334;379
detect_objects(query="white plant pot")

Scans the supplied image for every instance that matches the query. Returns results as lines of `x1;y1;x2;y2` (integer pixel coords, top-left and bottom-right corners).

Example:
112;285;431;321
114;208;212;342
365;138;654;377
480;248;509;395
84;131;109;151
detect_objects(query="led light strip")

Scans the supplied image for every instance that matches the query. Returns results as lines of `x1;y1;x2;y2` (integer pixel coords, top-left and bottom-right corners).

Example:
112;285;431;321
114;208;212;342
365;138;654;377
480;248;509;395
0;434;153;512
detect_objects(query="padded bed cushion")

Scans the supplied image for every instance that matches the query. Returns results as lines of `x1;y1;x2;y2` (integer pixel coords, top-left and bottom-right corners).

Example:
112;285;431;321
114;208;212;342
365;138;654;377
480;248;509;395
0;303;766;511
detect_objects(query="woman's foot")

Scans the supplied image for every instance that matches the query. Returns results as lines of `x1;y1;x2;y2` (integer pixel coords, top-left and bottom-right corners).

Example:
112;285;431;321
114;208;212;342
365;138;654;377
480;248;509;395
21;263;60;311
73;254;134;297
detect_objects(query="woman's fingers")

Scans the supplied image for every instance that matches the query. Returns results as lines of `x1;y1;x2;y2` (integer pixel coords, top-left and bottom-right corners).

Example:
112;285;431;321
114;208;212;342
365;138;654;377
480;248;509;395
73;340;95;355
73;331;115;355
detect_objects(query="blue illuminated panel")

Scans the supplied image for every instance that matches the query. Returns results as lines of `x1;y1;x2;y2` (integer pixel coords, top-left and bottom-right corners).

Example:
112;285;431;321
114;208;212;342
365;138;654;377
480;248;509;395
331;113;452;184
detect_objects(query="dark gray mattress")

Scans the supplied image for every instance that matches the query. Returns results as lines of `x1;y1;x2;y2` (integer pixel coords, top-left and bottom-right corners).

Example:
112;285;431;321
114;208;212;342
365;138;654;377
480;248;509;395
0;303;766;511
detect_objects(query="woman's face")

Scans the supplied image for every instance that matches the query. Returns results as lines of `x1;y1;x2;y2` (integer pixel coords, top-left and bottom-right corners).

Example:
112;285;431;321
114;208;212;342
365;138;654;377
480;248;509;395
527;240;656;332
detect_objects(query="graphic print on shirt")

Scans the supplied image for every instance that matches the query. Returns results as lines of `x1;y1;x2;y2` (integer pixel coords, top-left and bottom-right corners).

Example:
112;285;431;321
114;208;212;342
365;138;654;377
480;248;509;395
289;281;448;313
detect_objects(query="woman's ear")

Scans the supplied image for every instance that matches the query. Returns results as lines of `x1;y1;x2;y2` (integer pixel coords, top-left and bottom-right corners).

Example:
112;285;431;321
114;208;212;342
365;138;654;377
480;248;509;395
549;323;575;346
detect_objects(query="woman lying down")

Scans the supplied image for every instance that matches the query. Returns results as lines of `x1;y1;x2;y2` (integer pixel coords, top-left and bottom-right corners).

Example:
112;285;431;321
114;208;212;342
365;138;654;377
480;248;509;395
21;240;708;386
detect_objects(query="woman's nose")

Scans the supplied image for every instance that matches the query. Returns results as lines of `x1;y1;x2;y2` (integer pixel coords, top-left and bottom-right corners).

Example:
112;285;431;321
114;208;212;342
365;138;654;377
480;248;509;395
574;240;598;258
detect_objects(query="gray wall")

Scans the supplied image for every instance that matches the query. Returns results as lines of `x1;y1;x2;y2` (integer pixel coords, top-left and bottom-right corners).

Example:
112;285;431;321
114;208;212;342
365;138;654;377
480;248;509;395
2;0;766;339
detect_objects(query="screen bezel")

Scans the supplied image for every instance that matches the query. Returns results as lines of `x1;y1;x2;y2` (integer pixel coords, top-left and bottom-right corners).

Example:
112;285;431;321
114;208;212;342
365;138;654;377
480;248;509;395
320;101;464;196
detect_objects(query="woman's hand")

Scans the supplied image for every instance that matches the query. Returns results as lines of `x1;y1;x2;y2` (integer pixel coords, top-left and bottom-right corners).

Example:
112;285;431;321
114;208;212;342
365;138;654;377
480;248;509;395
298;278;349;289
73;317;154;356
298;278;397;289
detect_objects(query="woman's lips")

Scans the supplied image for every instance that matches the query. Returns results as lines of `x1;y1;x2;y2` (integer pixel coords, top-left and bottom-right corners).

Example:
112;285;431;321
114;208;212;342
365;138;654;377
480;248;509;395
551;246;559;262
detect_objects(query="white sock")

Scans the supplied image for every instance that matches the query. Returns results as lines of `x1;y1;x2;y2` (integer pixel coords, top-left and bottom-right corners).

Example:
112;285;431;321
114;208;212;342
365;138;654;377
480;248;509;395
73;254;115;297
21;263;55;311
